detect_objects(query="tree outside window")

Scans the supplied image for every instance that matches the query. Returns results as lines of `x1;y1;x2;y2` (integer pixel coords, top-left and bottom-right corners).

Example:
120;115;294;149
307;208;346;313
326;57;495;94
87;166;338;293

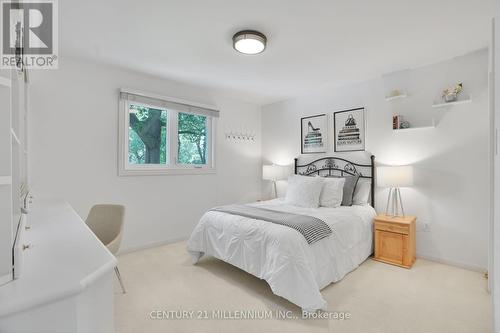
128;104;167;164
177;112;207;165
128;104;208;165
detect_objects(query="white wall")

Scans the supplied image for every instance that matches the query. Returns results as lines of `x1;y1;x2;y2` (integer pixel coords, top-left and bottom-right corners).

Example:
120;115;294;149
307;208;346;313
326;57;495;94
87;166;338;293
262;49;490;271
28;58;262;252
27;50;490;270
493;15;500;333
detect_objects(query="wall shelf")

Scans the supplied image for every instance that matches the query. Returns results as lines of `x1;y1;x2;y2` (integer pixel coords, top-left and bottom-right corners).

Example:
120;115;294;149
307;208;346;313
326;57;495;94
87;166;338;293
393;125;435;132
432;96;472;108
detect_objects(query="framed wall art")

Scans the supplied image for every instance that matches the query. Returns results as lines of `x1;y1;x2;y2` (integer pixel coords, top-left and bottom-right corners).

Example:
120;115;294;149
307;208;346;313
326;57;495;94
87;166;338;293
333;107;365;152
301;114;328;154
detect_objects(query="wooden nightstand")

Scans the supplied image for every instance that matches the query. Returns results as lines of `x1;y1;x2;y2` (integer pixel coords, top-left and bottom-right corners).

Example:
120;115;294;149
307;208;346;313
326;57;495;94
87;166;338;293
373;214;416;269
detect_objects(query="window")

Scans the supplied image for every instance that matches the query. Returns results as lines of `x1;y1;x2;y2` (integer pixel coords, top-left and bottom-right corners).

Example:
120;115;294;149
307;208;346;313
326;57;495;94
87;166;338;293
119;90;218;175
177;112;208;165
128;104;168;165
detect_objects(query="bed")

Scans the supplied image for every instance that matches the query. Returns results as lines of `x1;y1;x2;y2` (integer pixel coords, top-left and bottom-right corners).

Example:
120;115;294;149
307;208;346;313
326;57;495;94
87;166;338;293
187;155;376;312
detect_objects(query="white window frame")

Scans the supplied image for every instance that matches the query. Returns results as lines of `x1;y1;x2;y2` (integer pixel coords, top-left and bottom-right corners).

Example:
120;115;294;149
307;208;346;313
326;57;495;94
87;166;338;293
118;89;217;176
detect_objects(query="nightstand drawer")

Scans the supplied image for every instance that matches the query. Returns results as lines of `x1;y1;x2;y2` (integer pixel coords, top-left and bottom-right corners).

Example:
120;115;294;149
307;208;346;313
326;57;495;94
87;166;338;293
375;221;409;234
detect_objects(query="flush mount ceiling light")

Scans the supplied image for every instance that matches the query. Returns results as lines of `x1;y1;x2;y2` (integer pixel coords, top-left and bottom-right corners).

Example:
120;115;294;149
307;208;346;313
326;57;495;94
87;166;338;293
233;30;267;55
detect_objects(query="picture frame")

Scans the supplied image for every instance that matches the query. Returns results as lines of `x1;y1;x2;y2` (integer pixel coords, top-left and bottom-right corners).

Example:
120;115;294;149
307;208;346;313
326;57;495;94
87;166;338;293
301;114;328;154
334;107;366;152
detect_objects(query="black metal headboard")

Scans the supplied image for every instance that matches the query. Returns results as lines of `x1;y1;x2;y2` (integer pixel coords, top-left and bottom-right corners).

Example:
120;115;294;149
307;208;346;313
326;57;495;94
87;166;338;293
294;155;376;207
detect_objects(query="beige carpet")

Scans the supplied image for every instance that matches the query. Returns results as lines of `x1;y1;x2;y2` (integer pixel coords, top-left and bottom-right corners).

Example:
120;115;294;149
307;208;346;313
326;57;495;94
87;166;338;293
114;241;491;333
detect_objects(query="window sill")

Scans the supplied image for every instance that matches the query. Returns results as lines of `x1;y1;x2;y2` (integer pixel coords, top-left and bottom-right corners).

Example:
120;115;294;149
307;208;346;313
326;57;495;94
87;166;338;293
118;168;217;177
118;167;216;176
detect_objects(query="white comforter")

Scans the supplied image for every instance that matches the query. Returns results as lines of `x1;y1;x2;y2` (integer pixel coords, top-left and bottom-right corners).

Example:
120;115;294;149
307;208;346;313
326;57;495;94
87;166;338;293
187;199;376;311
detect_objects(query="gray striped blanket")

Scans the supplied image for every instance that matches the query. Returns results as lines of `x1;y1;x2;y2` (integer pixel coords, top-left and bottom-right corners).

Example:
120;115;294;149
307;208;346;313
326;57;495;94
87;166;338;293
210;205;332;244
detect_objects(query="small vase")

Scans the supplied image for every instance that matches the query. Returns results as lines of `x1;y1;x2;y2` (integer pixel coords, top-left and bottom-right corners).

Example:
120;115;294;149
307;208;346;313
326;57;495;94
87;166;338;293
399;121;410;129
444;93;458;103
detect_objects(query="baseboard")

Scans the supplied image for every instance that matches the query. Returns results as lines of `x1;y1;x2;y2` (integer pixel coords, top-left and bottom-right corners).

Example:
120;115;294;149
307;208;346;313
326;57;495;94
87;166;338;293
118;240;487;274
118;236;188;256
416;253;486;273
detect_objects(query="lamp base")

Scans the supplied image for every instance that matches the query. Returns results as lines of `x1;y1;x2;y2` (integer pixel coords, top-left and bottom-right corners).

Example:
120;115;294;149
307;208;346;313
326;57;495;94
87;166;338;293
385;187;405;217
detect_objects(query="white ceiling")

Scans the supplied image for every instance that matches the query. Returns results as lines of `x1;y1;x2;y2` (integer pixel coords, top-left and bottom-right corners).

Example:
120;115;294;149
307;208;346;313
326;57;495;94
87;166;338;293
61;0;496;105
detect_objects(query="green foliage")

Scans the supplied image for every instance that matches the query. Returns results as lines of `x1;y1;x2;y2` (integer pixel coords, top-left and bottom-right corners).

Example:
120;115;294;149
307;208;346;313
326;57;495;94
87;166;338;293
128;128;146;164
178;112;207;164
128;104;167;164
128;105;207;165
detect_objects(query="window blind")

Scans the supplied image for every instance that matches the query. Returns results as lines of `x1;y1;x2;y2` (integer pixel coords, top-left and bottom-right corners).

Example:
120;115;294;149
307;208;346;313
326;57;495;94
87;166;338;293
120;91;219;118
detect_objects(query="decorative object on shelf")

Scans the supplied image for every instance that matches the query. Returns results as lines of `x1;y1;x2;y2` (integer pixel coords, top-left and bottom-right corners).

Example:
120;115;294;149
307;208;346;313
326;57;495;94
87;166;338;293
334;107;365;152
393;115;400;130
432;95;472;108
20;184;32;209
377;165;414;217
301;114;328;154
224;129;256;142
393;114;410;130
389;89;402;97
442;82;463;103
262;164;288;198
385;90;407;101
20;183;29;199
399;120;410;129
21;188;33;231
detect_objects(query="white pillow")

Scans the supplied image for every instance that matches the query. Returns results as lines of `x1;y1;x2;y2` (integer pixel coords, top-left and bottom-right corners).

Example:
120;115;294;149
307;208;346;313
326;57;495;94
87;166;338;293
319;177;345;208
285;175;324;208
353;178;371;205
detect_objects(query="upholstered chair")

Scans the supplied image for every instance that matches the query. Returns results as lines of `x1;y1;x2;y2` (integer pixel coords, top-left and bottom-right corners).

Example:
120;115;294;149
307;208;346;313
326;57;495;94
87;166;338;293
86;204;126;293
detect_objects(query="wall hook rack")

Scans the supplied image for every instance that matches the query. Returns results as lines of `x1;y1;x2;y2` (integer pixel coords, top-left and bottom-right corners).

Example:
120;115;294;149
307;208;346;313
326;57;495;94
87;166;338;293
224;129;256;142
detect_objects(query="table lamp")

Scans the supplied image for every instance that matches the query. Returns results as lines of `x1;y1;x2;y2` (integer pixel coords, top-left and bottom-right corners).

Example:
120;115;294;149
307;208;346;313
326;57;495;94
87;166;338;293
263;164;287;198
377;165;414;217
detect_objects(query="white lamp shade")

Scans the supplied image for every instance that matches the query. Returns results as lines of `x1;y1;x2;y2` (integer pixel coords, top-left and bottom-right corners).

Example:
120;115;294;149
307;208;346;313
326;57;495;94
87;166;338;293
263;165;287;181
377;166;414;188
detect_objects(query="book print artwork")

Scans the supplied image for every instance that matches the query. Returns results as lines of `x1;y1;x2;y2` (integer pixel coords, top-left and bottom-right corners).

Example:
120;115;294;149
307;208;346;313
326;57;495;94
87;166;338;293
301;114;328;154
337;114;361;146
303;121;324;150
334;108;365;152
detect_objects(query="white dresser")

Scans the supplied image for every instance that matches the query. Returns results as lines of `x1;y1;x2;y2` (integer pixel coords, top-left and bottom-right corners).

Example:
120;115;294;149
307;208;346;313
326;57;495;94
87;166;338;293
0;196;117;333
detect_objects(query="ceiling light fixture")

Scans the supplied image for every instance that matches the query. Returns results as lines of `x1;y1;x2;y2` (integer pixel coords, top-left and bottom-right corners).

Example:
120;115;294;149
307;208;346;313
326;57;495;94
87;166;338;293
233;30;267;55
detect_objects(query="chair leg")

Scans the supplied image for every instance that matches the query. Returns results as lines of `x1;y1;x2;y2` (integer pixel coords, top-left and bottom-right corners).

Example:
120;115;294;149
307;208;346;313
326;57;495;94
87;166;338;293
114;266;126;294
